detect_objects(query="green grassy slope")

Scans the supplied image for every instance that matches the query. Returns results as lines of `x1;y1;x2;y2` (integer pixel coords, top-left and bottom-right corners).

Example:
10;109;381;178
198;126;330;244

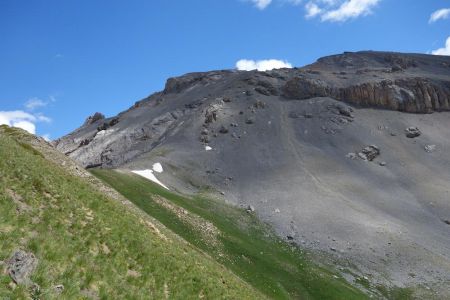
91;169;369;300
0;126;261;299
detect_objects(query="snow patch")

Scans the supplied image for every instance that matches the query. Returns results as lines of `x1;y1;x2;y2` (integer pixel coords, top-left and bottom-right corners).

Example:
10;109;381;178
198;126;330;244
152;162;163;173
95;129;115;138
205;146;212;151
96;130;106;137
132;170;169;190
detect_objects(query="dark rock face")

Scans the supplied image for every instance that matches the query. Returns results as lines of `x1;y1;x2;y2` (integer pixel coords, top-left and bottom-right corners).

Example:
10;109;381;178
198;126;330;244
163;71;231;94
282;77;450;114
282;77;330;100
83;112;105;126
278;51;450;114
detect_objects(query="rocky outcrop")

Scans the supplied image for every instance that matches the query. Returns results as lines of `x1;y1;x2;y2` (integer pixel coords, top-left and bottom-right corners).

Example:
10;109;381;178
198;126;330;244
163;71;231;94
83;112;105;126
336;79;450;113
282;77;450;113
282;77;330;100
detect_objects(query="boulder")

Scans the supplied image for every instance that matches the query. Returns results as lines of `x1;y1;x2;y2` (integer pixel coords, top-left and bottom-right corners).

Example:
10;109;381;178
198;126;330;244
346;153;357;160
219;126;229;134
425;145;436;153
253;100;266;109
336;105;354;118
358;145;380;161
6;250;38;286
405;127;421;138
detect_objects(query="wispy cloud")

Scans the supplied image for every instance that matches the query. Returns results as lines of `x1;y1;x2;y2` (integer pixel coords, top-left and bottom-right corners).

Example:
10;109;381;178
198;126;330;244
305;2;322;18
245;0;381;22
247;0;302;10
236;59;292;71
25;97;48;111
249;0;272;10
432;36;450;56
429;8;450;23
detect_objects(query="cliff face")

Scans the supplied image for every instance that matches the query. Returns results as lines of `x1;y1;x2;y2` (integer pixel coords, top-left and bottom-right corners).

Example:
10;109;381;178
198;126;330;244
283;76;450;113
281;51;450;113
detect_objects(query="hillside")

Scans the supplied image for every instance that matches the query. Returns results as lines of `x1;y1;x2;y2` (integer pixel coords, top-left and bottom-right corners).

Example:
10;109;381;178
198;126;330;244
0;126;264;299
53;51;450;297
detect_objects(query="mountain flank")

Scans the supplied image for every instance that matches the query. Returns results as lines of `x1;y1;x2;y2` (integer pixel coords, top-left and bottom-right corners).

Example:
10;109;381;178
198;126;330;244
54;51;450;298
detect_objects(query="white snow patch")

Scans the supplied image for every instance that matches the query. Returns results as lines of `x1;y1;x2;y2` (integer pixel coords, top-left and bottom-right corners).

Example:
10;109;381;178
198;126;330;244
152;162;163;173
132;170;169;190
95;129;115;139
96;130;106;137
205;146;212;151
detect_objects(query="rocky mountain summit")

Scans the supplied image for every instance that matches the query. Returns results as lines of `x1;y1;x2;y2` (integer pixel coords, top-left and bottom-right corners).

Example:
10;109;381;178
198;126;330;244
54;51;450;296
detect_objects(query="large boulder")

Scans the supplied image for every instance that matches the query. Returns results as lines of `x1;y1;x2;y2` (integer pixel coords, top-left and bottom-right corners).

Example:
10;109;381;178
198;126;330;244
6;250;38;286
405;127;421;138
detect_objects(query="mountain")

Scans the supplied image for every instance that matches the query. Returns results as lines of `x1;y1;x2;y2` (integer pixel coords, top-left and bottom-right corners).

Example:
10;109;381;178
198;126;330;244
55;51;450;297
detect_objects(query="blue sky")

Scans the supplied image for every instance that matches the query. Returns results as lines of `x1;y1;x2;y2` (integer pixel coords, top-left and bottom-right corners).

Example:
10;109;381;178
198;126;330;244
1;0;449;139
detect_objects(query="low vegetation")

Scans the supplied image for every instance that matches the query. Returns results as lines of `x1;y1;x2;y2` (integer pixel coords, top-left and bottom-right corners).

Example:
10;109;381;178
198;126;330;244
92;169;368;300
0;126;260;299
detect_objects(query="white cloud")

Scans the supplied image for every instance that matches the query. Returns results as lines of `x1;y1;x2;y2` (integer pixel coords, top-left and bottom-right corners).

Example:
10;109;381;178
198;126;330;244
0;111;37;134
305;2;322;18
320;0;380;22
245;0;381;21
0;110;51;135
303;0;380;22
250;0;272;10
432;36;450;56
429;8;450;23
236;59;293;71
25;97;47;111
12;120;36;134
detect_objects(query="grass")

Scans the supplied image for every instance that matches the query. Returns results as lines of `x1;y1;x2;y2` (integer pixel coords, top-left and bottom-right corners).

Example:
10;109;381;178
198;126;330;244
0;127;261;299
91;169;370;300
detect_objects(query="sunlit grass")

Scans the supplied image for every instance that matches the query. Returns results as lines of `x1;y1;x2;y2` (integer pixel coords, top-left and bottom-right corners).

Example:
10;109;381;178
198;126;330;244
0;127;260;299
